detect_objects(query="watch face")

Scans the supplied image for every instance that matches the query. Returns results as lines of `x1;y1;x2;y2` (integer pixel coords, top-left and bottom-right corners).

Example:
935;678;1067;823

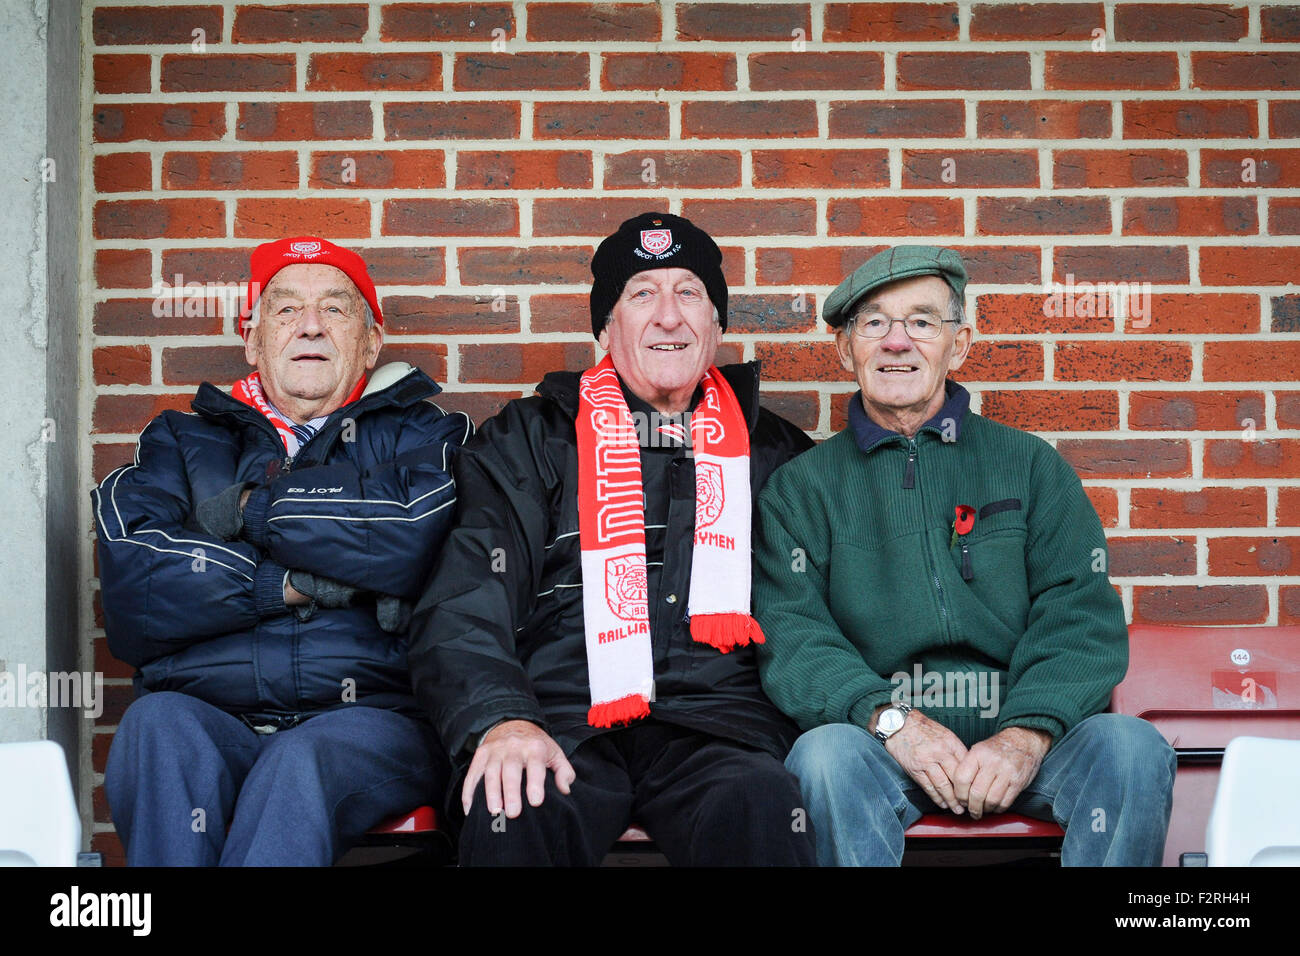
879;708;904;734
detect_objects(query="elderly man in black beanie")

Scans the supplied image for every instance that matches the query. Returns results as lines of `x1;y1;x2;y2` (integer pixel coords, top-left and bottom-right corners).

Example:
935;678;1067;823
408;212;816;865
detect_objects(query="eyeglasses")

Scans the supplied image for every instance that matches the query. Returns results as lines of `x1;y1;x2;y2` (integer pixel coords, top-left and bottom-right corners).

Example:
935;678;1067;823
848;314;960;341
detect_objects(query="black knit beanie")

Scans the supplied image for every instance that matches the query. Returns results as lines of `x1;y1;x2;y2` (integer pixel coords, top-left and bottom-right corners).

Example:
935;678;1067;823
589;212;728;338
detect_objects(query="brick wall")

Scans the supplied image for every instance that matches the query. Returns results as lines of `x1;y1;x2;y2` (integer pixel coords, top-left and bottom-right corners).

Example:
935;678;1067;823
85;1;1299;860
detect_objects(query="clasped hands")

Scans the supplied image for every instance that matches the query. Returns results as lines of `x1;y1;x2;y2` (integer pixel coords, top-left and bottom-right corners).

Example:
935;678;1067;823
875;706;1052;819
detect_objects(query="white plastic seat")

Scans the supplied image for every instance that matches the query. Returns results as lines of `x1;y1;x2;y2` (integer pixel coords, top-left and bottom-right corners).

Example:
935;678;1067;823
0;740;80;866
1205;736;1300;867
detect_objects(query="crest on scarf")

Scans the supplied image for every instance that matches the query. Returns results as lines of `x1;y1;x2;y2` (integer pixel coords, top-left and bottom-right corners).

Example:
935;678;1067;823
605;555;649;621
640;230;672;255
695;461;725;530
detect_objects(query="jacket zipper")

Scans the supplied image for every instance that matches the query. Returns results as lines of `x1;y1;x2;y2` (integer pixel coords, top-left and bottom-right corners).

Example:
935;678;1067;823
910;437;953;645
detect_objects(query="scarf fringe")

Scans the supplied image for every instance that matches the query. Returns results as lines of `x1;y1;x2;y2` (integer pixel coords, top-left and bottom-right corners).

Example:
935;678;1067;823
587;693;652;729
690;613;766;654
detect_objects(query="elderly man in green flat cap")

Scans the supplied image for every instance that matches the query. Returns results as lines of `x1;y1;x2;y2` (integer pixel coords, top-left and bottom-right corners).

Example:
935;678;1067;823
752;246;1175;866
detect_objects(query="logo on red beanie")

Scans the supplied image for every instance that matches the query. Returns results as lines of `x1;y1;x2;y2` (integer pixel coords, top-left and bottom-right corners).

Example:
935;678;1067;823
289;240;322;256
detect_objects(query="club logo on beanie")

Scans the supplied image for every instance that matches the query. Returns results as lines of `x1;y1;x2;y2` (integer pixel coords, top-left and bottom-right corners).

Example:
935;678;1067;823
289;240;322;256
639;229;673;256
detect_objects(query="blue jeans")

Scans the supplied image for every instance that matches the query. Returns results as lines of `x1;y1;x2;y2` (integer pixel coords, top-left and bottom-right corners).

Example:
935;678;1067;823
106;692;447;866
786;713;1175;866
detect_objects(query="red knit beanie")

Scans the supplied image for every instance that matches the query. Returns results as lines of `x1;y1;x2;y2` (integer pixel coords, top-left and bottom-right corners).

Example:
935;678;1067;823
240;236;383;338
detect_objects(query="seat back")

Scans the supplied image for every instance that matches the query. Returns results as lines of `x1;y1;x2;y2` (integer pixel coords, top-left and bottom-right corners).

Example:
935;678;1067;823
0;740;80;867
1206;736;1300;866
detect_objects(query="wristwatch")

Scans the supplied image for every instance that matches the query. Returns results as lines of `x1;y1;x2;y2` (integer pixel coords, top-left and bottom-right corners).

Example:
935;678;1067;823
872;701;913;743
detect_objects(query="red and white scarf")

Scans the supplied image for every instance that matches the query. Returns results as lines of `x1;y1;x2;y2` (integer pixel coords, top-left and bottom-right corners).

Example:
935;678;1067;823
576;356;762;729
230;371;365;455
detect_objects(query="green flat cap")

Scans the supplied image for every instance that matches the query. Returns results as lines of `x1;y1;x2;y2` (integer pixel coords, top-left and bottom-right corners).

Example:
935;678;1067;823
823;246;968;328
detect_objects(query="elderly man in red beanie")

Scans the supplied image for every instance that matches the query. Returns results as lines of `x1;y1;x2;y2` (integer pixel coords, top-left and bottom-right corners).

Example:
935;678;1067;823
408;212;816;865
94;237;472;866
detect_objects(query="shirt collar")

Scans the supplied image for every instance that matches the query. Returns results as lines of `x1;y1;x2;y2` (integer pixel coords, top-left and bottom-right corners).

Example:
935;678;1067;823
847;378;971;454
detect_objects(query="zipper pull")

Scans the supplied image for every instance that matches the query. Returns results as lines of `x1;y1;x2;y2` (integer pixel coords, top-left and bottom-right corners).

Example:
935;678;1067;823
903;440;916;489
960;541;973;581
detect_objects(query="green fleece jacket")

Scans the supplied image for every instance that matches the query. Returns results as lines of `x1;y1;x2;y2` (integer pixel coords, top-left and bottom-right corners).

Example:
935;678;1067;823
753;381;1127;747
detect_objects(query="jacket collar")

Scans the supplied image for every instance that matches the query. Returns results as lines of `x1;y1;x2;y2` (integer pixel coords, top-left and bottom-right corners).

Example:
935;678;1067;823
847;378;970;454
538;361;764;434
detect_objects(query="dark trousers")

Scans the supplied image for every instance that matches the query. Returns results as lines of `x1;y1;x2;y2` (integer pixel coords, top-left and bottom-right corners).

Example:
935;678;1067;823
459;721;816;866
106;691;448;866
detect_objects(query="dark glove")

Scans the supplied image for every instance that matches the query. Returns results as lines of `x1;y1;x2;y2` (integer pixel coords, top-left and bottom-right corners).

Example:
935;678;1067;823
287;571;363;609
376;596;412;634
194;482;255;541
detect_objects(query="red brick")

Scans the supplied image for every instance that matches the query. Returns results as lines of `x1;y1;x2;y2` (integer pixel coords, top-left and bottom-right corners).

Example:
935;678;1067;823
1123;100;1257;139
980;389;1117;431
527;3;661;40
160;248;252;285
1262;5;1300;41
1200;247;1299;287
1131;487;1266;529
533;197;667;237
1205;439;1300;478
1276;391;1300;428
953;341;1044;382
235;198;370;239
435;390;525;424
381;3;515;40
1057;439;1190;478
458;150;590;190
162;346;250;385
681;101;816;139
977;197;1110;236
1086;486;1119;528
948;247;1043;285
308;53;441;91
536;102;669;139
95;298;224;337
454;53;588;91
94;54;150;94
903;150;1037;188
93;393;195;434
94;103;225;143
1052;246;1188;283
752;342;842;383
604;150;740;189
758;390;818;432
1123;197;1257;236
234;4;366;41
757;247;875;288
94;152;152;192
237;101;372;141
162;150;297;190
1107;536;1197;577
679;199;815;237
1271;101;1300;138
1209;536;1300;575
309;149;444;189
530;293;591;334
970;2;1101;39
978;100;1110;139
161;54;294;93
382;199;518;237
95;441;132;482
752;150;888;189
828;100;964;138
458;246;592;285
93;5;223;44
1056;342;1192;383
94;346;152;386
383;295;519;334
602;52;735;91
386;102;520;140
1201;149;1300;188
1204;342;1300;381
352;247;446;286
829;197;963;237
824;3;957;41
460;342;595;384
1052;149;1187;188
1194;53;1300;90
676;3;810;40
1270;198;1300;235
1280;487;1300;526
975;293;1113;335
1281;586;1300;625
727;294;818;334
1125;294;1260;335
1129;390;1264;431
1133;585;1267;624
1116;3;1247;41
96;250;152;289
375;344;448;381
1045;53;1179;90
749;52;884;91
897;53;1030;91
95;199;224;239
